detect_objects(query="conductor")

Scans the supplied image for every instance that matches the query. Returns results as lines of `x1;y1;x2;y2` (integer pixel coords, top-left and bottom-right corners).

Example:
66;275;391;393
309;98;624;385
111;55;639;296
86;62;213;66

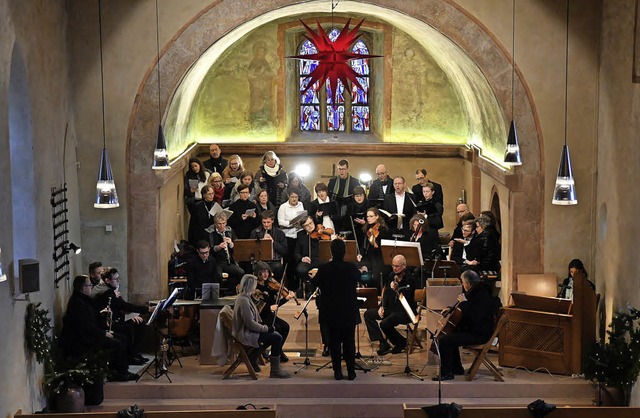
315;239;360;381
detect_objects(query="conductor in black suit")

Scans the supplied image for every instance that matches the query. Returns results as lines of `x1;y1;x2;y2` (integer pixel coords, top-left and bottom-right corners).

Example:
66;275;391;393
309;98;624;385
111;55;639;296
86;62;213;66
315;239;360;381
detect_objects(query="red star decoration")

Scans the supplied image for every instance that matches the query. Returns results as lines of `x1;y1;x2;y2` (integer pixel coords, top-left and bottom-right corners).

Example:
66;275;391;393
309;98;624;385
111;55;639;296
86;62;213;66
289;18;380;104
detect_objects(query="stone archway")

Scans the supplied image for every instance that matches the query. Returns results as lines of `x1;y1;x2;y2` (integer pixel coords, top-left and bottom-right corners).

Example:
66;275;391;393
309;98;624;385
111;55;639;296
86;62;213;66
126;0;544;301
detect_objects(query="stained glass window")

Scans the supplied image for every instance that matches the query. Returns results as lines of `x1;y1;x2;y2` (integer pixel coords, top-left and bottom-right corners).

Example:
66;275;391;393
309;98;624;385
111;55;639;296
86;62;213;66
298;28;372;133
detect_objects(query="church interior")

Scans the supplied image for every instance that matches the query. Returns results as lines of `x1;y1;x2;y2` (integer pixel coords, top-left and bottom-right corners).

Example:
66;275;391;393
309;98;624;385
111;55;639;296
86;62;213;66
1;0;640;416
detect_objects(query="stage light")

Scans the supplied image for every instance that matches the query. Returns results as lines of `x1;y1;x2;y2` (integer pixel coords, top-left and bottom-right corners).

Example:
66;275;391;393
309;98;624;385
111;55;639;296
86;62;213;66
294;163;311;178
67;243;82;255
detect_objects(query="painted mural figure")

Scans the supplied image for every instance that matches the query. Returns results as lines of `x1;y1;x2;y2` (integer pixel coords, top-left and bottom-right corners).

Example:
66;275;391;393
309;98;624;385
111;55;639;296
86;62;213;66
248;41;276;130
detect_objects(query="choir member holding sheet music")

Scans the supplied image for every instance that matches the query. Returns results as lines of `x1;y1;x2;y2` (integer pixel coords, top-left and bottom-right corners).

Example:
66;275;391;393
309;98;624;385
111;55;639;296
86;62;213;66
308;182;339;234
228;183;259;239
382;176;416;240
188;185;217;245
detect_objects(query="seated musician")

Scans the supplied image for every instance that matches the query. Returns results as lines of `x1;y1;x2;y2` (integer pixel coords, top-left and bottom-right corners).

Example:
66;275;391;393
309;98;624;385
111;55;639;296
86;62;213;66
210;212;245;294
357;207;391;289
451;219;477;266
409;214;442;261
93;268;153;365
228;183;259;239
328;159;361;221
461;215;500;273
364;255;417;355
60;275;137;381
184;240;221;300
308;182;339;234
558;258;594;299
249;210;287;279
433;270;498;381
253;261;295;363
383;176;417;239
416;183;444;231
232;274;291;378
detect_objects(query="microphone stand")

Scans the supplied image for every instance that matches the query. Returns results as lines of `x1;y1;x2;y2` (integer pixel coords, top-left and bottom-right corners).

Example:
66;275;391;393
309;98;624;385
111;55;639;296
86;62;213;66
293;288;323;373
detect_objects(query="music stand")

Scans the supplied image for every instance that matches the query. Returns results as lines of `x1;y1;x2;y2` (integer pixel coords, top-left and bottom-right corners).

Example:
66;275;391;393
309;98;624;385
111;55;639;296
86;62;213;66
138;288;181;382
381;294;423;381
234;239;273;263
293;288;324;373
318;240;358;263
432;260;460;280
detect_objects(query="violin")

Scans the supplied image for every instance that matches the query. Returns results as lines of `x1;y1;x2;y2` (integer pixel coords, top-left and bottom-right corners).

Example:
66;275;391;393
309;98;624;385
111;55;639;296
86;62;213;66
310;224;334;240
267;277;300;305
366;223;381;248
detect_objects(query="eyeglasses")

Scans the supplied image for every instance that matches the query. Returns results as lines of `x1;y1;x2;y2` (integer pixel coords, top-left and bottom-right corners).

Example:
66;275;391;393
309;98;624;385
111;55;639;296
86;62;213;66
337;167;347;171
392;264;404;268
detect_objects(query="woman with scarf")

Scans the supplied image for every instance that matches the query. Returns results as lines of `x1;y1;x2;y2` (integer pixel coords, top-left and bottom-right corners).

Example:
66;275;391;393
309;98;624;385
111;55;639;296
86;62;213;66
256;151;287;207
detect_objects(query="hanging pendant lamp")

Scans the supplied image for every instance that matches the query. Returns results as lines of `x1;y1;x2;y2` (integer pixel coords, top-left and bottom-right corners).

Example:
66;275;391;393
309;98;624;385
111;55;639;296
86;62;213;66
504;0;521;166
94;0;119;209
152;0;170;170
552;0;577;205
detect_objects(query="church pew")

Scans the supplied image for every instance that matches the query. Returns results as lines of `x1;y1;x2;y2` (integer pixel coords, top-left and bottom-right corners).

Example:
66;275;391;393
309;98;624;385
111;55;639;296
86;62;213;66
403;405;640;418
15;409;276;418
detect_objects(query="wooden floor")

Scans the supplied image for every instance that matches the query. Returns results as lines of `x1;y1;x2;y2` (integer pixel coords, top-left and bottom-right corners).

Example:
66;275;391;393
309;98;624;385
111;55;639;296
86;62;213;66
91;302;597;418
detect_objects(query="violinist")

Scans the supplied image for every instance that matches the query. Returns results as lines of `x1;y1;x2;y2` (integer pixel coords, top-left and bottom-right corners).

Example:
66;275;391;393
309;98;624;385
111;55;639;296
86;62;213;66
364;255;417;355
357;207;391;290
249;210;287;279
294;216;324;295
254;261;295;363
409;214;442;261
308;182;339;233
433;270;497;381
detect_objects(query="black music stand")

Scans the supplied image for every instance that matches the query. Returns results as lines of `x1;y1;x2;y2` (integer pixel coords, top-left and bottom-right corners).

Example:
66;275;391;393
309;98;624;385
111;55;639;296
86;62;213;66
234;239;273;264
381;293;423;381
138;288;180;382
293;288;324;373
432;260;460;280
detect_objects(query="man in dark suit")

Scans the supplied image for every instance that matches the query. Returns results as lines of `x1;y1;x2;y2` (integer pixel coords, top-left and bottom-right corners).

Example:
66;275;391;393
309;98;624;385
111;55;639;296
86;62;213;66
368;164;394;207
203;143;228;174
184;240;221;300
249;210;287;279
383;176;417;239
412;168;443;207
314;239;360;380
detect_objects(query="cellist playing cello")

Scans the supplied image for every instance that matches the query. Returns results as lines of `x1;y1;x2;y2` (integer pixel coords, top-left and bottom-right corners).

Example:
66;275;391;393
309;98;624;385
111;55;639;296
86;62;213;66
432;270;499;381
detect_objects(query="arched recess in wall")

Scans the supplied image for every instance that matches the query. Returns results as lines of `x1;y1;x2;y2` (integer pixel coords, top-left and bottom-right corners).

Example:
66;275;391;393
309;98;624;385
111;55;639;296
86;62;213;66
125;0;544;301
8;43;37;279
490;187;502;239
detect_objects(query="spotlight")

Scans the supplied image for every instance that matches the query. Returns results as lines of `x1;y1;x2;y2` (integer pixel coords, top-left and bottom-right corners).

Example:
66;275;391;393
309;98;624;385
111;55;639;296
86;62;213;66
359;173;372;184
67;243;82;255
294;164;311;178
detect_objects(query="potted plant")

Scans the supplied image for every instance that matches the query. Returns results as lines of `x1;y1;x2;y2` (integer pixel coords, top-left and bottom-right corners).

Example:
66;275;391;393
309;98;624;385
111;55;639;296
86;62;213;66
25;302;107;412
583;306;640;406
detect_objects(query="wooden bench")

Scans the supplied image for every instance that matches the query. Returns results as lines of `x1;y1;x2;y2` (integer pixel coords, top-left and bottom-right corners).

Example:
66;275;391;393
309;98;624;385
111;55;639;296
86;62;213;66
403;404;640;418
15;409;276;418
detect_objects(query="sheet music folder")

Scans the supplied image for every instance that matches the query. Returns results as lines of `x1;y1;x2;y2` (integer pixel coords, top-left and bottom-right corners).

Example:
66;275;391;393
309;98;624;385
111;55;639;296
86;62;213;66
510;292;572;315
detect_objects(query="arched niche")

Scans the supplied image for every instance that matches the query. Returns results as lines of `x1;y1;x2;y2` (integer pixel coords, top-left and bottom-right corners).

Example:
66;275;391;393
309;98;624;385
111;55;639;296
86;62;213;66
126;0;544;302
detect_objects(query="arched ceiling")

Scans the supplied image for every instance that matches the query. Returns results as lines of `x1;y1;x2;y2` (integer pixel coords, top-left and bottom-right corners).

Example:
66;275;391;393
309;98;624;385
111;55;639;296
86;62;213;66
163;0;507;165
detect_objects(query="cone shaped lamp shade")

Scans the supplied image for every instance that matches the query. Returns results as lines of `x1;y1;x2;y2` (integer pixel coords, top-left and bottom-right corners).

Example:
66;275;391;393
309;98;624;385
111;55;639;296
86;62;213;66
552;144;577;205
0;248;6;282
503;120;522;166
94;148;120;208
152;125;170;170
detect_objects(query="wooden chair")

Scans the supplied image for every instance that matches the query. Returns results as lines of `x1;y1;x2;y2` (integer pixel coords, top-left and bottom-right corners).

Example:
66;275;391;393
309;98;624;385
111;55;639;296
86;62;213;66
406;289;425;353
464;311;508;381
218;305;258;380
